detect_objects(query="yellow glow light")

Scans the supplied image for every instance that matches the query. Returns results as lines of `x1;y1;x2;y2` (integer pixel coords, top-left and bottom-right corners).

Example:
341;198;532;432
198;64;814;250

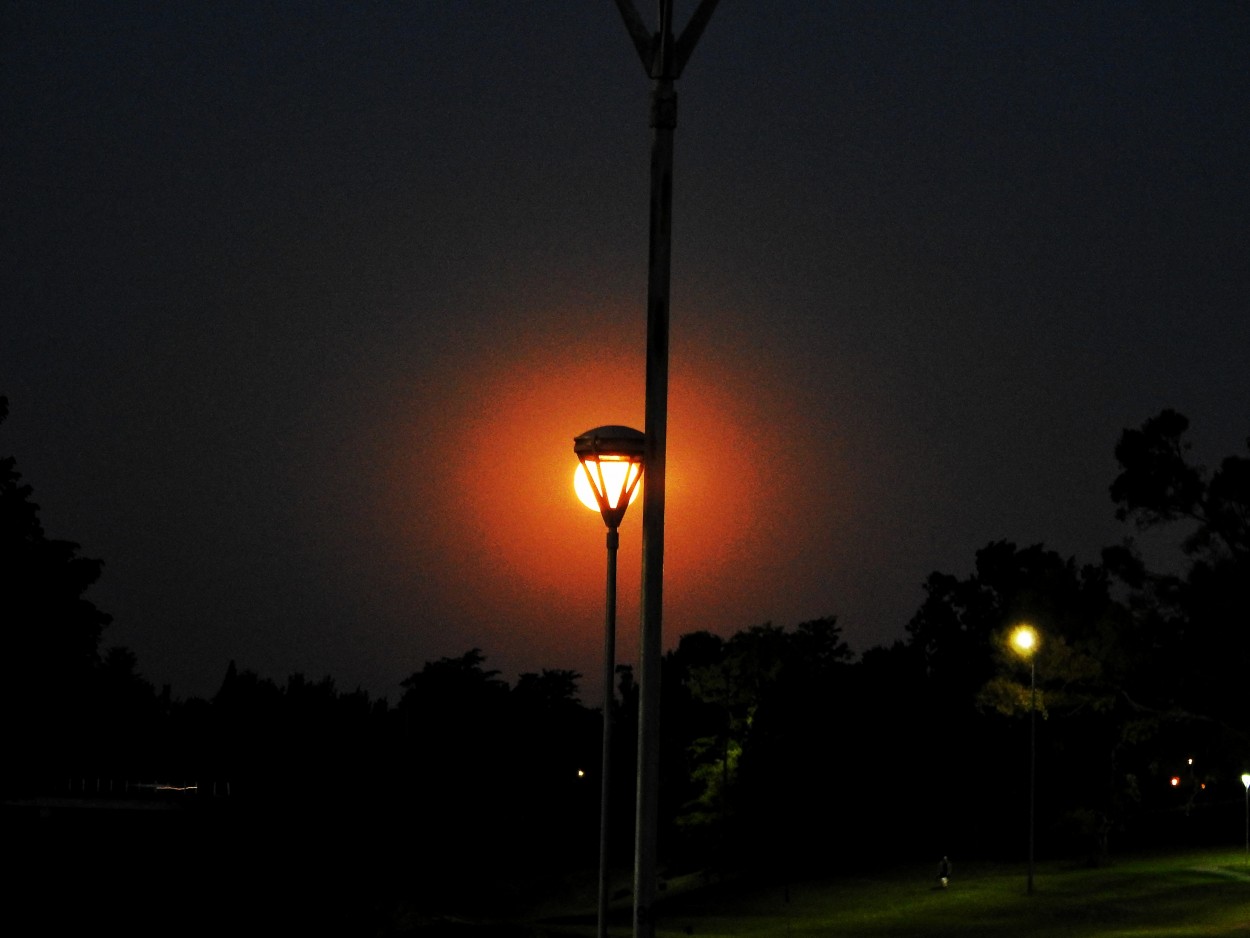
574;460;642;513
1010;624;1039;656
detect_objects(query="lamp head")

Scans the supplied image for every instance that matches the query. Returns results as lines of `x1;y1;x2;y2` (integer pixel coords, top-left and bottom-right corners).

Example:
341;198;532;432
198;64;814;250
1010;624;1039;658
574;425;645;529
1242;773;1250;791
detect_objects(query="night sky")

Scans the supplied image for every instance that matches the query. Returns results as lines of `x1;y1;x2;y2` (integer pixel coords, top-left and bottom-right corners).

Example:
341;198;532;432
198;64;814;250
5;2;1248;704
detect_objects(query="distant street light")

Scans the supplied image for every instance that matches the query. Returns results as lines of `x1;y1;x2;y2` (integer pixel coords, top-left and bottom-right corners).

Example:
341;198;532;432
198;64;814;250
575;425;645;938
1241;773;1250;867
1010;624;1040;896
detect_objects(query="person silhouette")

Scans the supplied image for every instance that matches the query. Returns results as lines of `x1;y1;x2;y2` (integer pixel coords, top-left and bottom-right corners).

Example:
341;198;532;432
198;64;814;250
938;856;951;888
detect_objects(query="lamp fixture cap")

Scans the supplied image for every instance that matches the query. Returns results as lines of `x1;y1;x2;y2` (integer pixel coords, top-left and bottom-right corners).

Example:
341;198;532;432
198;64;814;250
573;425;645;457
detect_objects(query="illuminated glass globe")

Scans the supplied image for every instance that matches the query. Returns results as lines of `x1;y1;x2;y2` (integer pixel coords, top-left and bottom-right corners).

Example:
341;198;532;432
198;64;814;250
573;425;645;529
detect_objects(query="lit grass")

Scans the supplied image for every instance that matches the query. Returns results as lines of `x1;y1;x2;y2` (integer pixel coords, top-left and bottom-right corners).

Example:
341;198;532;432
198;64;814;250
534;850;1250;938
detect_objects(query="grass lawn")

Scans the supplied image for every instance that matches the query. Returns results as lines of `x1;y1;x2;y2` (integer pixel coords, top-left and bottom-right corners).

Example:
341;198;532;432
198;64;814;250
525;849;1250;938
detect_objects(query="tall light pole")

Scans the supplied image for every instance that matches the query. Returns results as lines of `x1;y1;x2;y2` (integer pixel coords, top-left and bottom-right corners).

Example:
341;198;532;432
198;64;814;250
575;426;645;938
611;4;721;937
1241;773;1250;867
1010;624;1040;896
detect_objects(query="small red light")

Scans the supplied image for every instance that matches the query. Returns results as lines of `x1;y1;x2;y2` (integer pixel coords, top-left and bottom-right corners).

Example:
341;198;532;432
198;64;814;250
1170;776;1180;787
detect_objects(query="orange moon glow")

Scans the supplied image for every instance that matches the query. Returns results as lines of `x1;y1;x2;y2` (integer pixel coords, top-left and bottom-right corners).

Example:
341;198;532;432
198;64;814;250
573;461;642;513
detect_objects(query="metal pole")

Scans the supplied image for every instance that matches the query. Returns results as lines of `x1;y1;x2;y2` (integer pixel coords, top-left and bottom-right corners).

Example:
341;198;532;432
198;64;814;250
1027;658;1035;895
634;70;674;938
599;527;620;938
610;5;721;936
633;5;675;937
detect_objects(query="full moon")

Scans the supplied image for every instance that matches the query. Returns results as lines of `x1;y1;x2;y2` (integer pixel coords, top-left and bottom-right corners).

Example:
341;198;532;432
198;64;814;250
574;462;642;513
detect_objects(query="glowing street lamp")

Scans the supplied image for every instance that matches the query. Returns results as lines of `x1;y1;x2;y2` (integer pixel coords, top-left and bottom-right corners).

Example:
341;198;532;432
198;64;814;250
574;453;642;522
1241;773;1250;866
1010;624;1040;896
574;425;645;938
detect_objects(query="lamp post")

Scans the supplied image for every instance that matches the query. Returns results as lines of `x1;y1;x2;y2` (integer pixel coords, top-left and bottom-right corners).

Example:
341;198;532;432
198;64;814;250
1241;773;1250;867
574;425;645;938
1010;624;1040;896
610;5;721;936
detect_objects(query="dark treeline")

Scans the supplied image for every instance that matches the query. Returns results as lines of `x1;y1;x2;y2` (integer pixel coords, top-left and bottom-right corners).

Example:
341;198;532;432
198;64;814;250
3;395;1249;916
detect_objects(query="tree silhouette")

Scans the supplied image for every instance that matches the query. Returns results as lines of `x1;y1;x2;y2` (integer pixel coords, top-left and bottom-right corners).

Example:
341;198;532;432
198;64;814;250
1;396;115;792
1110;413;1249;732
1111;408;1250;562
670;619;853;873
1108;410;1250;837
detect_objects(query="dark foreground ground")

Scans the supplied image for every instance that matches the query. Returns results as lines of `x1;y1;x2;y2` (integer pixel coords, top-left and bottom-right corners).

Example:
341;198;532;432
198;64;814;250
8;795;1250;938
4;791;594;936
6;793;420;936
